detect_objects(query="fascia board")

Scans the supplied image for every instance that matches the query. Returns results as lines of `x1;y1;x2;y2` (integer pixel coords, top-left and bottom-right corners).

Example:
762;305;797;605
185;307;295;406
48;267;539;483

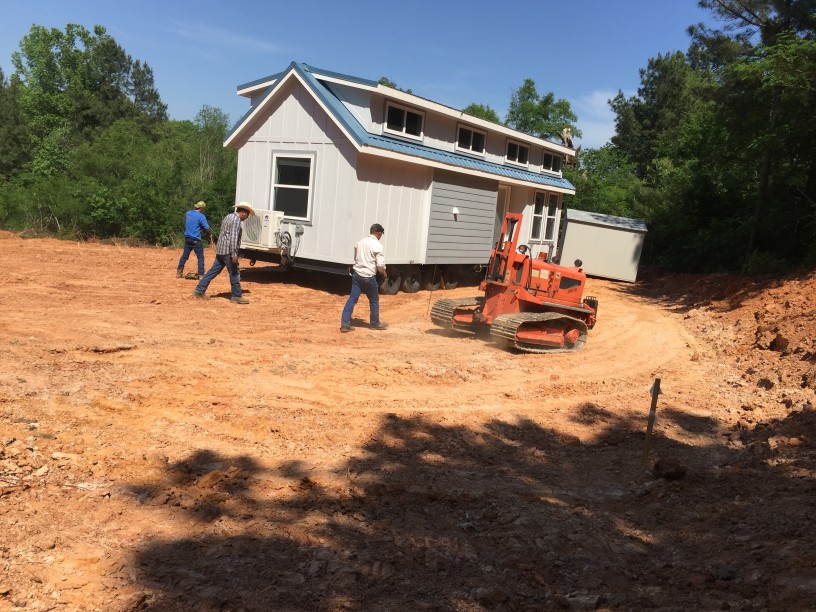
360;145;575;195
237;80;277;97
309;73;379;93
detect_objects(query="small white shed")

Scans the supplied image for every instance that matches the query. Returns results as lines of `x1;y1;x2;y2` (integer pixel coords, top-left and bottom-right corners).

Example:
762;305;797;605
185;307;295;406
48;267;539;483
557;209;647;282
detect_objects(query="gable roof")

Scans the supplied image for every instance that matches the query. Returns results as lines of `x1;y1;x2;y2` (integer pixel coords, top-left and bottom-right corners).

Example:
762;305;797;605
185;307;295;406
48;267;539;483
225;62;576;194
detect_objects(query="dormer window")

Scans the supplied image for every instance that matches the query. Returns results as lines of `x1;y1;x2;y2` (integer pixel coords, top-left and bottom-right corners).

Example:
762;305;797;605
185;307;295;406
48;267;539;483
456;125;486;155
385;102;424;139
542;152;562;173
506;140;529;166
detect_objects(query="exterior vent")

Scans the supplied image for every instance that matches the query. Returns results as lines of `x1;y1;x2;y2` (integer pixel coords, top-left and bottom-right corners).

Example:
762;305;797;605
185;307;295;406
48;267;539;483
242;209;284;248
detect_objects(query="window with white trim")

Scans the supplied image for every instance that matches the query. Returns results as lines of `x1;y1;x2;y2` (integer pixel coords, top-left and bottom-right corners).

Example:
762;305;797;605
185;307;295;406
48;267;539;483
384;102;424;139
532;192;560;241
542;152;562;173
456;125;486;155
271;154;315;220
506;140;529;166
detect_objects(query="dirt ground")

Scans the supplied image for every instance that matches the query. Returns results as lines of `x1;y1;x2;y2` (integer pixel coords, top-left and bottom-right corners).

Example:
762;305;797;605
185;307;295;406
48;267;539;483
1;231;814;611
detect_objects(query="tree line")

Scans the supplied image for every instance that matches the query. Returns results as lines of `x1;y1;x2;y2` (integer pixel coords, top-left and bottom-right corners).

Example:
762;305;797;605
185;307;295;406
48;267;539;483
573;0;816;273
0;24;237;245
1;1;814;273
450;0;816;273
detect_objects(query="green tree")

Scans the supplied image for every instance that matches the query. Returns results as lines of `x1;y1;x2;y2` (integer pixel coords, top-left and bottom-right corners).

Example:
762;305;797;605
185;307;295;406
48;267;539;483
610;52;705;179
505;79;581;141
11;24;167;175
689;0;816;262
378;76;412;94
565;145;645;218
0;68;30;177
462;103;500;124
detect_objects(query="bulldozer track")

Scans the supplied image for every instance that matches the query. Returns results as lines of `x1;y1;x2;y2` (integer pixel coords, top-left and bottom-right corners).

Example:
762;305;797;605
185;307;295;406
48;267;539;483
430;297;483;334
490;312;589;353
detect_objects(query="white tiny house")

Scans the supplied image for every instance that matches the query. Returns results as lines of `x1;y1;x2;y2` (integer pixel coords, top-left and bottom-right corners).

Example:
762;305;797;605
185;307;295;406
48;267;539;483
225;62;576;293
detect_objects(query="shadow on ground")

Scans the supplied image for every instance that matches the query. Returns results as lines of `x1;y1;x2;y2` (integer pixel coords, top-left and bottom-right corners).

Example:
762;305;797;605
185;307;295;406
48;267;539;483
610;267;816;315
125;406;816;610
240;264;485;297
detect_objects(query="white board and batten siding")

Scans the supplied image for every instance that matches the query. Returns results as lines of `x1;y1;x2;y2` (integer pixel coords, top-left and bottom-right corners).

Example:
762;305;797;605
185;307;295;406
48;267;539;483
426;170;498;265
234;77;432;266
354;156;432;265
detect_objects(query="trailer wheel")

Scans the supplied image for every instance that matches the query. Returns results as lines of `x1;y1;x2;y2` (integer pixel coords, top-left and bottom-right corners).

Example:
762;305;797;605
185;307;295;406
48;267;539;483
422;266;441;291
379;268;401;295
401;266;421;293
442;265;460;290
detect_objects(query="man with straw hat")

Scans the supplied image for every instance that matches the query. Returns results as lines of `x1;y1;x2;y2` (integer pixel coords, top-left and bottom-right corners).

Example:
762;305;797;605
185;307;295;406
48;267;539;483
193;203;255;304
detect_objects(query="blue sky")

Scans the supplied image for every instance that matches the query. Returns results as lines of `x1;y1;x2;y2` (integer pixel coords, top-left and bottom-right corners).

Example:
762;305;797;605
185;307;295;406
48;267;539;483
1;1;716;149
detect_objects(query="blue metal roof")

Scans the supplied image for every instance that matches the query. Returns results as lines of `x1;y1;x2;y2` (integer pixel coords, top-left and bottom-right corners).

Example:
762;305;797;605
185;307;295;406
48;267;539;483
226;62;576;192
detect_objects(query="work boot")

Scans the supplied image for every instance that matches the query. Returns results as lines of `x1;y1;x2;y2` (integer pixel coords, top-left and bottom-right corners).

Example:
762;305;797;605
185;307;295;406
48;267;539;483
176;269;183;278
340;326;352;333
231;297;249;304
192;291;208;299
371;322;388;330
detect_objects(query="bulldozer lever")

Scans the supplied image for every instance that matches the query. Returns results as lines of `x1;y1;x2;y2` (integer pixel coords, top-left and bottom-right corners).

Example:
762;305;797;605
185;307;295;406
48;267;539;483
431;212;598;353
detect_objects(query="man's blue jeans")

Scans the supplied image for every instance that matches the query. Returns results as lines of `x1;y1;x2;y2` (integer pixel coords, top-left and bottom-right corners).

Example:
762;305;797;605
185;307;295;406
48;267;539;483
177;237;205;275
341;273;380;328
194;254;242;299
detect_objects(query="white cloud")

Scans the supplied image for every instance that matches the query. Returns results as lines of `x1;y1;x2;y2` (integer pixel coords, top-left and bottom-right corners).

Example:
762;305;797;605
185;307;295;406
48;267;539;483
572;89;630;149
167;21;285;55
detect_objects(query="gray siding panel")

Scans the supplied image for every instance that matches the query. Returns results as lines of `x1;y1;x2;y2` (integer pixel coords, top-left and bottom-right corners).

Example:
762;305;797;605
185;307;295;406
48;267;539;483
426;170;497;264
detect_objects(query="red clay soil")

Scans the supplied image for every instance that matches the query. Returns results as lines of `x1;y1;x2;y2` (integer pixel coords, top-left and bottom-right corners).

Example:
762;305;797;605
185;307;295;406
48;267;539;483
0;231;814;611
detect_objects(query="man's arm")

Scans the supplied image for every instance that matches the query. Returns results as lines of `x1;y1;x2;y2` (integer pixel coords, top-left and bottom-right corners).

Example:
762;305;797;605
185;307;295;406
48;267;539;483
225;214;241;260
374;248;386;277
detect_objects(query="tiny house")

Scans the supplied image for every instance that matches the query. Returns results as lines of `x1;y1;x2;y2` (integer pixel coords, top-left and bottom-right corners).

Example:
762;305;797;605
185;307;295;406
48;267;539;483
224;62;576;293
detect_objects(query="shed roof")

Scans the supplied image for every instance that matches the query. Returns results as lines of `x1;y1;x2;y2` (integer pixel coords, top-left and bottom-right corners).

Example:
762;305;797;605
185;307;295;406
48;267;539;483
565;209;648;233
225;62;576;194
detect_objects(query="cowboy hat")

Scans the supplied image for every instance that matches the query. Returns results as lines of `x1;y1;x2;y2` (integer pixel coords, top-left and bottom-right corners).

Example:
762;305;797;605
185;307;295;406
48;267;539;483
235;202;256;216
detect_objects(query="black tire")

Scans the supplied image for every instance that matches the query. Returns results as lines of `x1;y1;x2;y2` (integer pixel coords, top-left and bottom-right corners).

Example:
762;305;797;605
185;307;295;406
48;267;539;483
442;265;460;290
380;269;401;295
422;266;442;291
401;266;421;293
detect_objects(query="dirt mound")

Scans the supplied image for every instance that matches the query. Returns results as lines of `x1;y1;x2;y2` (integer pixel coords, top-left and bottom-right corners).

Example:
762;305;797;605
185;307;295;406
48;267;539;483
1;240;814;610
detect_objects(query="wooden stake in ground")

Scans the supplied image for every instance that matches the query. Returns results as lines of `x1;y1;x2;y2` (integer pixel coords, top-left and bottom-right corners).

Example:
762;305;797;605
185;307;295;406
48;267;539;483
642;377;662;467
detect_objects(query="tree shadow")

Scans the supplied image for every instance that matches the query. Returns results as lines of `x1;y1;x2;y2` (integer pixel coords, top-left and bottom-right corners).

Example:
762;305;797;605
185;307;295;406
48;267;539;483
611;267;816;315
240;264;350;296
125;408;816;610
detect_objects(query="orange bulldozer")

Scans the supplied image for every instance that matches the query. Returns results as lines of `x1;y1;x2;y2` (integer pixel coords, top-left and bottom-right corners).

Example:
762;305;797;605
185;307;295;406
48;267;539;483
431;212;598;353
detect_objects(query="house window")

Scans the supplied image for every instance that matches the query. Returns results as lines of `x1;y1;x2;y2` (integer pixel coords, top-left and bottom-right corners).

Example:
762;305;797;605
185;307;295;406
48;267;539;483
272;154;314;220
385;102;423;139
506;140;529;166
457;125;486;155
532;192;559;241
542;152;562;173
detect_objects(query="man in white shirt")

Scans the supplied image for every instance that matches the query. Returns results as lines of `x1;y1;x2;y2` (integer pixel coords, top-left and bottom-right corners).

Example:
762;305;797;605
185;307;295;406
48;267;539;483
341;223;388;332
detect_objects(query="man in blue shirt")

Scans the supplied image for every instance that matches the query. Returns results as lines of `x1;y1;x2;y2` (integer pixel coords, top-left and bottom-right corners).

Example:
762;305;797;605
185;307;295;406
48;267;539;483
176;201;212;279
193;203;255;304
